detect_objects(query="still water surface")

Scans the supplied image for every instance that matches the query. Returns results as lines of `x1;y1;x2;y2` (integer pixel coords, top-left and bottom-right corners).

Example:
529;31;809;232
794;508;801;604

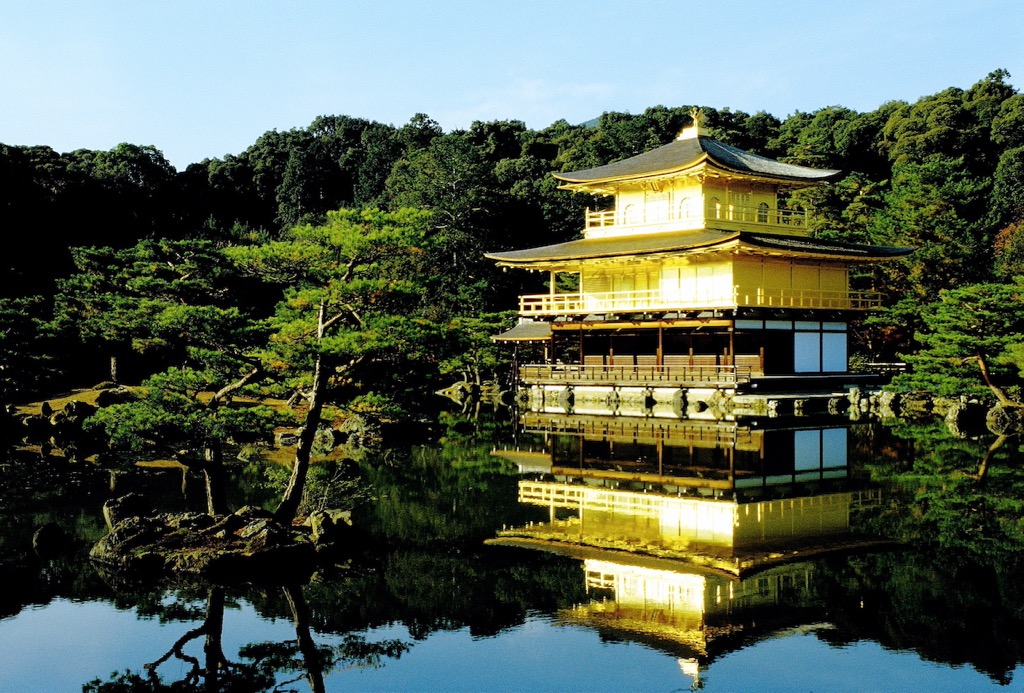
1;412;1022;692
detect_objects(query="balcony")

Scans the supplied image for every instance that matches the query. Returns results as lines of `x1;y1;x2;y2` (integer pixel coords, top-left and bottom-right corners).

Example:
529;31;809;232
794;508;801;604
584;202;806;237
519;287;882;316
519;362;756;386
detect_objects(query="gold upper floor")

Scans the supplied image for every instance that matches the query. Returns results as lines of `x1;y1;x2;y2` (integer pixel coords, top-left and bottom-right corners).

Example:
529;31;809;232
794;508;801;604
517;252;880;316
583;197;807;238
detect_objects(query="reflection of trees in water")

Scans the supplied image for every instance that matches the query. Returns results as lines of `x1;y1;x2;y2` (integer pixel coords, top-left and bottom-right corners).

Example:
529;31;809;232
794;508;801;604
79;546;585;691
861;419;1024;557
83;583;410;692
12;420;1024;688
815;550;1024;686
836;420;1024;685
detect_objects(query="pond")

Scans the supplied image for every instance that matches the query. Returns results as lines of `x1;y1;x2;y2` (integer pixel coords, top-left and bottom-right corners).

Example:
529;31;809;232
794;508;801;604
1;407;1023;692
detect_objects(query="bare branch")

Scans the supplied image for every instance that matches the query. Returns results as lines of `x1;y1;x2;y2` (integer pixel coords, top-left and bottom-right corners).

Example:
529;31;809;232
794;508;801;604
208;366;264;407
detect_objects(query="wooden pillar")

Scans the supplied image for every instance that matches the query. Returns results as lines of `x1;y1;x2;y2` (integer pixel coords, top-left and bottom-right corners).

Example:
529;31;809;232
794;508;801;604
512;344;519;392
657;325;664;366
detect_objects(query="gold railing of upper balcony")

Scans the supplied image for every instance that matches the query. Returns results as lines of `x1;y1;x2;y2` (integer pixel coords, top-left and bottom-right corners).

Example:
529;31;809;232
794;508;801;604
584;203;806;233
519;287;882;315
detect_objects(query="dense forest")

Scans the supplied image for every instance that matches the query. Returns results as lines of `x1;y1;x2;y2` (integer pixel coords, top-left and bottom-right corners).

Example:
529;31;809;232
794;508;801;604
4;68;1024;422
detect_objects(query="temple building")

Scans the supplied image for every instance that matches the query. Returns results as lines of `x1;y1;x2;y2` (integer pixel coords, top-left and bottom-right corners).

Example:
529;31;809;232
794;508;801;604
486;113;912;416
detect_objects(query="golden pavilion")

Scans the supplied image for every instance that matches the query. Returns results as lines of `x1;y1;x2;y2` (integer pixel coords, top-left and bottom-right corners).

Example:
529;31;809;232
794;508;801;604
486;113;911;414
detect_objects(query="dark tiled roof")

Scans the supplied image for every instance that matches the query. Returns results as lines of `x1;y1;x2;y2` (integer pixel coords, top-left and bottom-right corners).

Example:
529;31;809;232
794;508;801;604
740;233;914;258
485;229;913;265
554;135;842;184
491;320;552;342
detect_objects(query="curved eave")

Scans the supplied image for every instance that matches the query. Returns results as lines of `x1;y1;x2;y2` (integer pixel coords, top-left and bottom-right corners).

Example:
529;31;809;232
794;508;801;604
555;154;711;193
736;233;915;261
484;229;739;267
553;136;842;192
485;229;915;268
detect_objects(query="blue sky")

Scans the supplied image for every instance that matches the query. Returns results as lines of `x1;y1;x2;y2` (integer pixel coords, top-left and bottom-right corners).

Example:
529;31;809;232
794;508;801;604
3;0;1023;171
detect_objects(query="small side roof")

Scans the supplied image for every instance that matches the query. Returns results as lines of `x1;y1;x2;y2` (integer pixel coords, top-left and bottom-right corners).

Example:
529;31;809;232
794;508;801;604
554;132;842;187
491;320;553;342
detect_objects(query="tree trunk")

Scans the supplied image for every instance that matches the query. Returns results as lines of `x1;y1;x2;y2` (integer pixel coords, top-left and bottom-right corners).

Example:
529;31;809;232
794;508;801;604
284;584;326;693
974;434;1007;482
203;587;228;690
974;353;1021;407
276;302;329;524
203;443;230;516
275;354;326;523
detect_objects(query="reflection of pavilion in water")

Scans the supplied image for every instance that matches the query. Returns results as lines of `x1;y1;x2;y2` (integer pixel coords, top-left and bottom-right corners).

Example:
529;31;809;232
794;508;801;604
490;412;889;686
505;410;859;500
565;553;829;688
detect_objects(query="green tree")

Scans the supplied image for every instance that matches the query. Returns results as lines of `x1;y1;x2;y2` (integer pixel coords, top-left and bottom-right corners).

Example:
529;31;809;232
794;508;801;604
67;239;277;514
891;281;1024;402
991;146;1024;230
226;207;440;523
383;133;516;316
54;239;247;384
869;158;991;305
0;297;58;403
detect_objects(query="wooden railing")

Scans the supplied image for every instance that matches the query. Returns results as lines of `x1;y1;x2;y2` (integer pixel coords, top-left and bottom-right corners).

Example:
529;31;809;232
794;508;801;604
519;287;881;315
518;363;755;385
519;412;759;448
584;203;806;232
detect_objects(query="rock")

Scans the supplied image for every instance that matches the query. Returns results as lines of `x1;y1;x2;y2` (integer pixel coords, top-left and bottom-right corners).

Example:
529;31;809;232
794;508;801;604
847;387;861;406
164;513;216;532
20;414;51;443
987;404;1024;436
311;425;339;456
827;396;850;415
900;391;934;416
234;505;275;522
102;493;153;532
304;509;353;547
436;380;476;405
91;515;167;568
52;399;98;426
944;401;988;438
90;510;320;583
236;446;262;462
94;387;134;407
275;431;299;446
33;522;69;558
